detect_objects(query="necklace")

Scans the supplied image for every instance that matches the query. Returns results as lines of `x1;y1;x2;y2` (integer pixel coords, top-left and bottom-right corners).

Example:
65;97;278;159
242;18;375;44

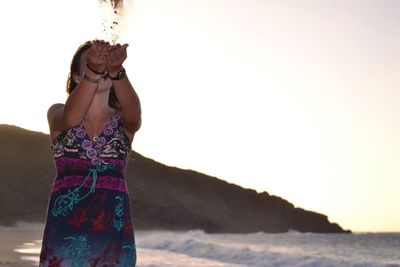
83;117;101;143
93;133;99;143
84;110;115;142
88;121;99;143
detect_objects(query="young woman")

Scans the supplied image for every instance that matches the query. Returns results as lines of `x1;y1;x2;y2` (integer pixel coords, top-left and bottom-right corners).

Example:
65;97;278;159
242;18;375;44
39;39;141;266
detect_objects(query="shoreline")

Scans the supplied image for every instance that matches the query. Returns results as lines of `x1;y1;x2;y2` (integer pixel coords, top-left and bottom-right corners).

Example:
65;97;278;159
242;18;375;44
0;222;45;266
1;221;399;267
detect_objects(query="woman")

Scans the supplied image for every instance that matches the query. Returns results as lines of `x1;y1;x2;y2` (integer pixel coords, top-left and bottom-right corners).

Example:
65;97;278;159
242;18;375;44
39;39;141;266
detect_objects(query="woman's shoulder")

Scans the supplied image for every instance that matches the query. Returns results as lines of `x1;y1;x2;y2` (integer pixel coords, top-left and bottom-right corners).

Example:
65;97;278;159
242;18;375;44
47;103;66;144
48;103;65;115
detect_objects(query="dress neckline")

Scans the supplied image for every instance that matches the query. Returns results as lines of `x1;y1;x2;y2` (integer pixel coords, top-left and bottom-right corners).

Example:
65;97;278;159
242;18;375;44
80;109;119;144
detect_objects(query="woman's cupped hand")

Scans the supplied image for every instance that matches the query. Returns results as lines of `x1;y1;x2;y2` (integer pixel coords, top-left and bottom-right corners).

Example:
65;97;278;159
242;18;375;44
86;40;129;76
106;43;129;76
86;40;110;74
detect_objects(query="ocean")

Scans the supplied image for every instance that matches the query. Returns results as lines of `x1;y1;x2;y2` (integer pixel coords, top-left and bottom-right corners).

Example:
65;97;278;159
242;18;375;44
7;222;399;267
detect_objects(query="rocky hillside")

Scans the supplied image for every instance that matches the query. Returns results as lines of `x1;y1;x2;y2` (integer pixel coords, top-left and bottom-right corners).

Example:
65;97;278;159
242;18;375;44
0;124;350;233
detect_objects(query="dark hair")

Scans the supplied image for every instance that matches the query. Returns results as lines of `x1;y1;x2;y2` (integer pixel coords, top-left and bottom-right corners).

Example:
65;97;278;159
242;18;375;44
66;40;120;109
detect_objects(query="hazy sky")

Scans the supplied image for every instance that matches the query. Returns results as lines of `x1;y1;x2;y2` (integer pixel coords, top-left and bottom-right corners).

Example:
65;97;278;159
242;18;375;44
1;0;399;232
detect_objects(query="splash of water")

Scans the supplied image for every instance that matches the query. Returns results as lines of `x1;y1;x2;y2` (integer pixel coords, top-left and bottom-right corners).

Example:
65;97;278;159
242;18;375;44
97;0;125;44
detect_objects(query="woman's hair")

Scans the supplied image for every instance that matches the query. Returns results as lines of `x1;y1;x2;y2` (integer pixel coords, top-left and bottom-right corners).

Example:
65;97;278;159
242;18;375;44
66;40;120;109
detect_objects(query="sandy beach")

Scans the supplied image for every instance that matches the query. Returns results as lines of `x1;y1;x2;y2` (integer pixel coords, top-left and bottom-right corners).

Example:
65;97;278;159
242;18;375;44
0;222;241;267
1;221;399;267
0;222;44;266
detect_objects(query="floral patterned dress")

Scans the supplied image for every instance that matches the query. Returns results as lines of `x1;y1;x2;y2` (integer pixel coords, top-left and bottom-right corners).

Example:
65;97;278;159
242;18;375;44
39;110;137;267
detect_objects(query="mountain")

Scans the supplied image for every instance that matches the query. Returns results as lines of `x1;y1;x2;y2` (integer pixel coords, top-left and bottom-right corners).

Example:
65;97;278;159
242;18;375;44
0;124;350;233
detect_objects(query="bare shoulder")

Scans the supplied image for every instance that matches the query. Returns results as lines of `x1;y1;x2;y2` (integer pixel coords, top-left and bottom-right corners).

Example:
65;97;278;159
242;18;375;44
47;103;65;143
48;103;65;115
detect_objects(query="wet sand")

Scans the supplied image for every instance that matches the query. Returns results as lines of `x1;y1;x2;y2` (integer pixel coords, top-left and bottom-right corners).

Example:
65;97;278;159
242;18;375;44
0;222;237;267
0;222;44;267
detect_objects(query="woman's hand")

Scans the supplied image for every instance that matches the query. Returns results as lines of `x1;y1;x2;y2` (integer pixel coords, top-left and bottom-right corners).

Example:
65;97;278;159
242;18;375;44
106;43;129;76
87;40;110;74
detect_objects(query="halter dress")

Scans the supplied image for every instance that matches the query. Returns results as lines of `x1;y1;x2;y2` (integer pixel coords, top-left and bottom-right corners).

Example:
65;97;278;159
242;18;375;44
39;110;137;267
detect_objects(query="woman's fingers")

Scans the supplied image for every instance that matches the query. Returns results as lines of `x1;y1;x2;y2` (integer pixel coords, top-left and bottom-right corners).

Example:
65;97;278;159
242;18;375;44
100;41;110;57
88;40;97;56
86;39;112;73
107;49;117;64
91;40;110;57
105;42;129;73
114;43;128;60
112;45;124;60
94;40;103;57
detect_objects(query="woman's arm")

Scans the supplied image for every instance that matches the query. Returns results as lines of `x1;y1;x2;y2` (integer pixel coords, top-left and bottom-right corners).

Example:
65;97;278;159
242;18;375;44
107;44;142;135
48;41;109;133
111;74;142;133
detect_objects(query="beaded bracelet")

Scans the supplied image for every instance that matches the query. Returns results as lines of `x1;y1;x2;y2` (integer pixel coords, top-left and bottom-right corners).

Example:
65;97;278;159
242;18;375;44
83;73;101;84
86;63;105;75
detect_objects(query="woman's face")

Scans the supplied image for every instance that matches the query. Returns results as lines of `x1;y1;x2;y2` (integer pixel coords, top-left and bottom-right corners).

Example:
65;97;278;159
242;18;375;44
77;49;112;92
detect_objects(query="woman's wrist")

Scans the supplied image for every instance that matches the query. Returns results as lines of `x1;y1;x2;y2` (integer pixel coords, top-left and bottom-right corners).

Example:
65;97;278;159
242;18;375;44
108;68;123;78
82;72;101;84
108;66;125;80
86;63;105;75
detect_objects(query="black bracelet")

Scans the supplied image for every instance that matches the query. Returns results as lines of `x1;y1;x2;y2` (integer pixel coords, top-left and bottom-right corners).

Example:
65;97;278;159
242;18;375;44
86;63;105;75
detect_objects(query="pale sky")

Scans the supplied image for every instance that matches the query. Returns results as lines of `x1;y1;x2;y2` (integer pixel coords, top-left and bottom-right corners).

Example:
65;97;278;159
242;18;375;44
0;0;399;232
